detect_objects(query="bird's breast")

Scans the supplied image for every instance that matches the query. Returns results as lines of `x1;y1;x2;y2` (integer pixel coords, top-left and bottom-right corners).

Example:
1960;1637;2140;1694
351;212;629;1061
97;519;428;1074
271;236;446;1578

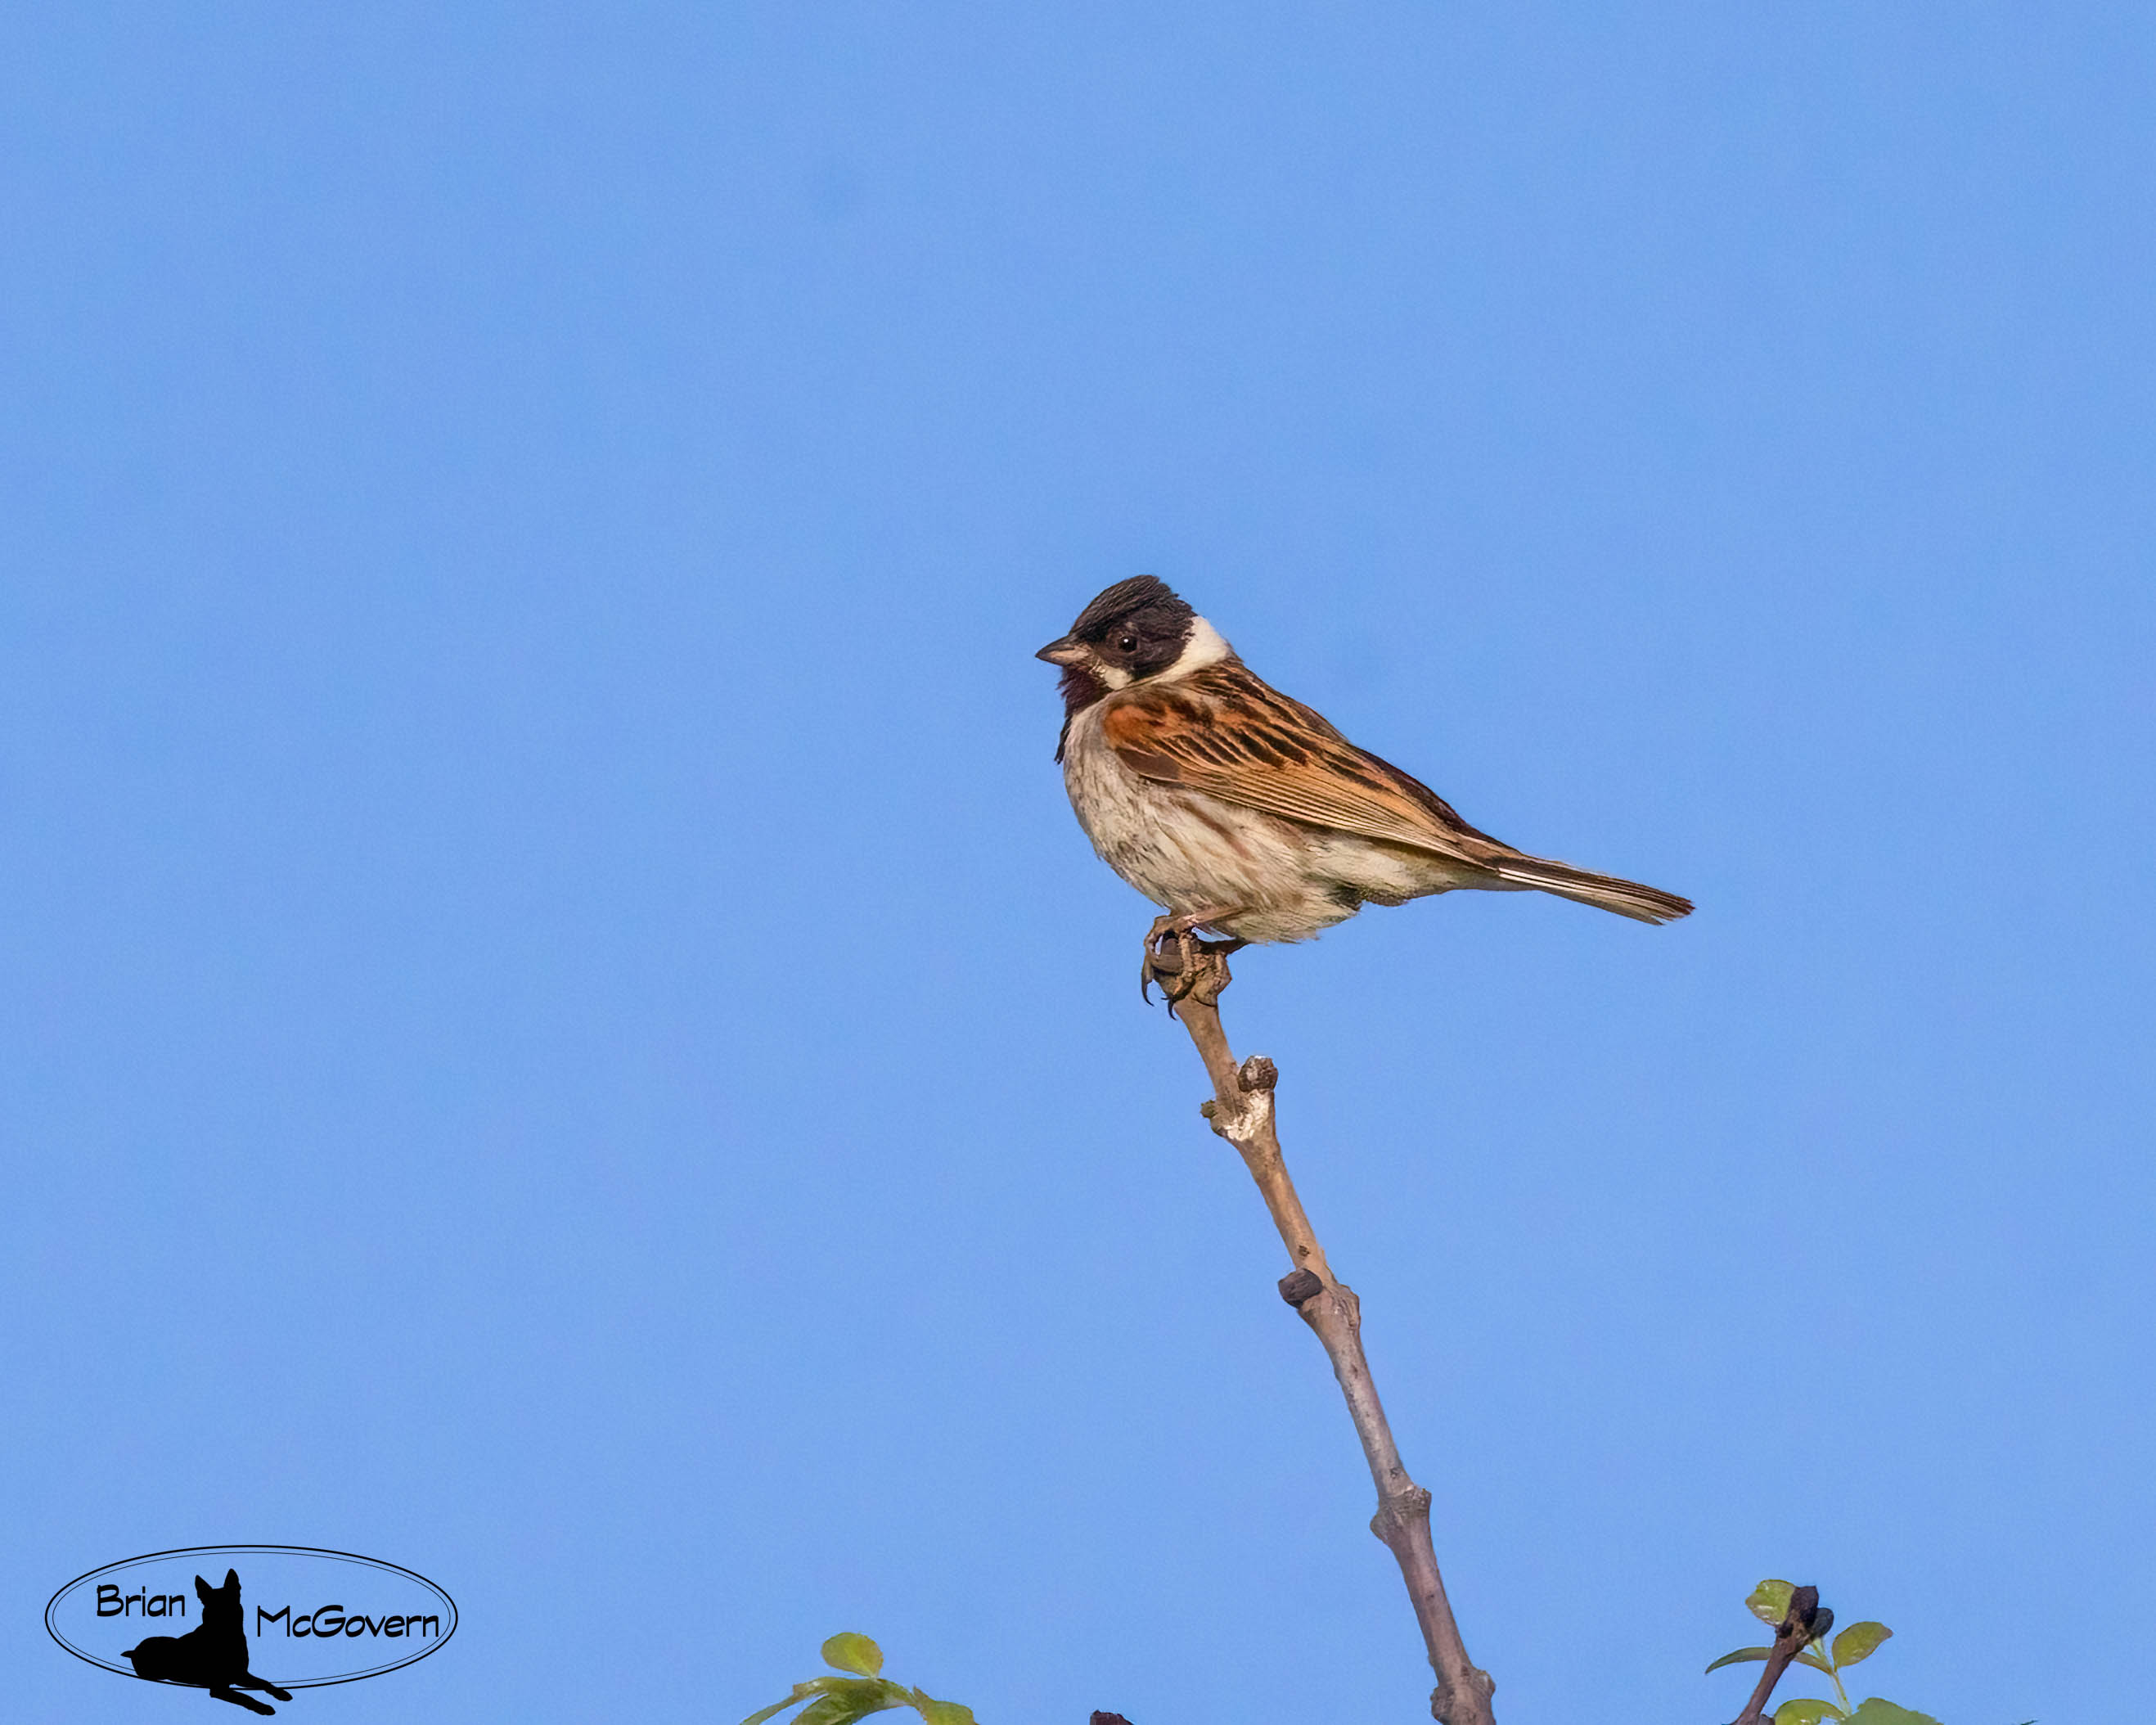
1057;704;1350;939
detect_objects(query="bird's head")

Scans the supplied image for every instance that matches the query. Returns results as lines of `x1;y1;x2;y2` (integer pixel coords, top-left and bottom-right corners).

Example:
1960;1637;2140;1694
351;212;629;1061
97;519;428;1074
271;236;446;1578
1036;576;1230;709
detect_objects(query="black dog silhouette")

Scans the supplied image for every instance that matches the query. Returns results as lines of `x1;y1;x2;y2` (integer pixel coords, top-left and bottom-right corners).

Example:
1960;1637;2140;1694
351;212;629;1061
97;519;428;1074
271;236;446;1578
124;1570;294;1714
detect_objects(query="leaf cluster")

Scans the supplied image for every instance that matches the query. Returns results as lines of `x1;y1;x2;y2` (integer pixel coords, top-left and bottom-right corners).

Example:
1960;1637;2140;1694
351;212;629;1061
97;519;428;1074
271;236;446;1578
742;1635;976;1725
1705;1579;1944;1725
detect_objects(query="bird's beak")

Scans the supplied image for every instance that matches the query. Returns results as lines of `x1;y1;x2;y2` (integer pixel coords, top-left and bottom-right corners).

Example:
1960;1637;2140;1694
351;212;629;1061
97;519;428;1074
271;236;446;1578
1035;636;1089;666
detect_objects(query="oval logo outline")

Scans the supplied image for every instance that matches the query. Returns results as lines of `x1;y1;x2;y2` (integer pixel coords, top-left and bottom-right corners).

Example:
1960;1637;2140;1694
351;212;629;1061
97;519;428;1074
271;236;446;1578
46;1545;457;1687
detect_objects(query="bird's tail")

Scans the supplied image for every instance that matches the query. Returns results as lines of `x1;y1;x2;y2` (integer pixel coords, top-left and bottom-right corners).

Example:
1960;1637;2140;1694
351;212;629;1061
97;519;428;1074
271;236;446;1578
1488;853;1693;925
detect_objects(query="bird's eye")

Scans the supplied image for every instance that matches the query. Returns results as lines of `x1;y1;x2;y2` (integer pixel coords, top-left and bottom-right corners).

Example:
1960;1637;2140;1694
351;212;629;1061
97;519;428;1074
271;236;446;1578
1118;633;1138;654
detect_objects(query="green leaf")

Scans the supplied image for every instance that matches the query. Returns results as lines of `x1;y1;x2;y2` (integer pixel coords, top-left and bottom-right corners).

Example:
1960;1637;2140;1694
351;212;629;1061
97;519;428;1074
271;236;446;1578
803;1678;904;1700
1842;1702;1943;1725
1773;1701;1845;1725
823;1635;886;1678
742;1684;817;1725
1749;1579;1797;1625
790;1684;910;1725
1706;1646;1773;1673
1831;1622;1893;1667
1798;1650;1834;1673
910;1691;978;1725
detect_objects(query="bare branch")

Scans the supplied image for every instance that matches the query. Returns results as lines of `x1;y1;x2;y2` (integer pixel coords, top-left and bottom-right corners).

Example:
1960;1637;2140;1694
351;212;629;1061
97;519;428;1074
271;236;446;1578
1150;939;1497;1725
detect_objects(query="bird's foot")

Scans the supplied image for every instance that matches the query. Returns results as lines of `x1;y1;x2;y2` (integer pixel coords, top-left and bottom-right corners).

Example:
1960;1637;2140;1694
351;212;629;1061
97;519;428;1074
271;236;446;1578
1141;912;1247;1007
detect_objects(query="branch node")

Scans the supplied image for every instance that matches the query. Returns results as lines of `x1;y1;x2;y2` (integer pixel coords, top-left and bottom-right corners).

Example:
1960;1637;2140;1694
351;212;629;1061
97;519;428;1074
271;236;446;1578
1209;1092;1269;1146
1371;1484;1433;1543
1199;1100;1218;1119
1237;1054;1278;1092
1277;1268;1324;1306
1429;1667;1496;1725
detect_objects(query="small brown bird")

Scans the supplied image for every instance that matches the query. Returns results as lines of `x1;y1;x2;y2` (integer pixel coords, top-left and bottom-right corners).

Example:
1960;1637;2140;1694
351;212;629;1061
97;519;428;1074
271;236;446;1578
1037;577;1690;980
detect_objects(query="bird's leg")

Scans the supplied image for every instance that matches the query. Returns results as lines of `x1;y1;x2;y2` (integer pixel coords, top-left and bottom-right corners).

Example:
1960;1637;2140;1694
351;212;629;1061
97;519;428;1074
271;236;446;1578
1142;910;1249;1005
1141;914;1176;1000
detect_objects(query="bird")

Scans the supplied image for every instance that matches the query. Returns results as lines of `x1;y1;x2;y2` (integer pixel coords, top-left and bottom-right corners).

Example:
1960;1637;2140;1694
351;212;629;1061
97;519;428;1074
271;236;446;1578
1036;576;1690;990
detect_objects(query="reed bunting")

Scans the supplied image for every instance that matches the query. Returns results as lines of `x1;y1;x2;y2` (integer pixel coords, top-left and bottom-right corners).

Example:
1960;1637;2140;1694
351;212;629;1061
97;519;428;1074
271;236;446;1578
1037;577;1690;982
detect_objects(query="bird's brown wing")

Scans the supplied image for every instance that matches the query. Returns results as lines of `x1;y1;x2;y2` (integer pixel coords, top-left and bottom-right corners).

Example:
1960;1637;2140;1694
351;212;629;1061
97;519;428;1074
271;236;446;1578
1101;664;1516;869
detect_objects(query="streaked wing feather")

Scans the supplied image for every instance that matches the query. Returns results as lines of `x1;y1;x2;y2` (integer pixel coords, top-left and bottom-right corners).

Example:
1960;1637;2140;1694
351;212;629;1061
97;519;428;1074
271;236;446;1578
1102;669;1511;867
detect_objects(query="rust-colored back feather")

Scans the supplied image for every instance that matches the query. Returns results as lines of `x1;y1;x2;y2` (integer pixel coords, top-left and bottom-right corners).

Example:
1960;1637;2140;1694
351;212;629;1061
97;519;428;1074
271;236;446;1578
1100;661;1692;925
1101;663;1508;864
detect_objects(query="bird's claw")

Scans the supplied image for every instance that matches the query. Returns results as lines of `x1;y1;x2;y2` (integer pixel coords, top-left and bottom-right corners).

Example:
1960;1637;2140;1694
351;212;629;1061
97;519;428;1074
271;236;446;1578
1141;916;1175;1003
1141;916;1245;1007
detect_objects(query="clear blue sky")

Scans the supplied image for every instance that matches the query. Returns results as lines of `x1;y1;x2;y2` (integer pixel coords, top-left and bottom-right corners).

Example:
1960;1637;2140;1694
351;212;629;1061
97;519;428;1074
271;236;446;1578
6;7;2149;1723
